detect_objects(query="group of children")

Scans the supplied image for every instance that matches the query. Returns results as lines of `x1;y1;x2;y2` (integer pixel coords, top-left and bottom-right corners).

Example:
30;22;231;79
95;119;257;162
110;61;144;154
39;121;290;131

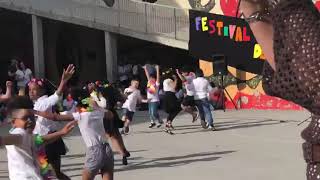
0;63;216;180
120;64;216;134
0;64;117;180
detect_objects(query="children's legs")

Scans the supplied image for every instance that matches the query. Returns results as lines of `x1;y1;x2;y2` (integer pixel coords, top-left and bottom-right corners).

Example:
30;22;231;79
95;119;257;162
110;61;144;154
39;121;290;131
195;100;207;128
195;100;205;121
50;157;70;180
148;102;155;123
107;129;129;156
82;169;94;180
102;172;113;180
167;109;181;124
101;144;114;180
201;99;214;126
149;102;162;123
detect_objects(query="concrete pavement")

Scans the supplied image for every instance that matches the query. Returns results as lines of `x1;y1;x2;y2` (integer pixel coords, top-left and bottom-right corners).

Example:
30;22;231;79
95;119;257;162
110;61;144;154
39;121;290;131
0;110;312;180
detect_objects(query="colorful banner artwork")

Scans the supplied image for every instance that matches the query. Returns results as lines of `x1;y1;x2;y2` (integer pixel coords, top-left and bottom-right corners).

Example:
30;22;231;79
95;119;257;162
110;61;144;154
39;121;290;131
189;10;265;74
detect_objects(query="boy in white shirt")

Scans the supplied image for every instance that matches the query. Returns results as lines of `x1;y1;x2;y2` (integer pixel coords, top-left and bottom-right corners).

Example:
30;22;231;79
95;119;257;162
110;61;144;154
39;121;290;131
121;79;143;134
35;88;115;180
193;69;216;131
1;96;75;180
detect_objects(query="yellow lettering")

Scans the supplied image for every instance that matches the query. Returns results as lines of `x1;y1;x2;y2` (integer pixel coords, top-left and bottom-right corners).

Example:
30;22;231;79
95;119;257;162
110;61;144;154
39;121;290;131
201;17;209;31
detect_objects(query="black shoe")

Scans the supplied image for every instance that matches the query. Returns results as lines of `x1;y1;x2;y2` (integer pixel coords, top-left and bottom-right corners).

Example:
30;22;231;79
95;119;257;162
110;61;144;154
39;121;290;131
122;156;128;165
149;123;156;128
56;172;71;180
124;151;131;158
124;126;129;134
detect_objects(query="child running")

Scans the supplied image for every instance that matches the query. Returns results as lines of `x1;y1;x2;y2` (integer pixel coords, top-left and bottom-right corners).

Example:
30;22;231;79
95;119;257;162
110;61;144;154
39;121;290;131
143;65;163;128
35;87;115;180
162;74;182;134
121;79;143;134
176;67;199;122
1;96;75;180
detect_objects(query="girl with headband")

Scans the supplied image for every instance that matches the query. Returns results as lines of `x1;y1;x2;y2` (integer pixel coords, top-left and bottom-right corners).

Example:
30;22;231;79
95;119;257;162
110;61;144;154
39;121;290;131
28;64;75;180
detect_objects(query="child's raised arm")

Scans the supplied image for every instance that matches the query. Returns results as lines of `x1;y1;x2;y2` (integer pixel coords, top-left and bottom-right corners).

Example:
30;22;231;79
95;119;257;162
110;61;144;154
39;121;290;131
156;65;160;84
143;65;151;81
176;69;186;82
0;81;12;103
56;64;75;96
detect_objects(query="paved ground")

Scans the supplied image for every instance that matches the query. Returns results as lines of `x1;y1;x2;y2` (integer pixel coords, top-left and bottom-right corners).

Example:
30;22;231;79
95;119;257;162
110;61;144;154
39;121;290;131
0;110;312;180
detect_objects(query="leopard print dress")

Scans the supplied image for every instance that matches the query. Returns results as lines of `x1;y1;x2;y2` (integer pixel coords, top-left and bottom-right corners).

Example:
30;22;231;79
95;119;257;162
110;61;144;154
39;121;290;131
262;0;320;179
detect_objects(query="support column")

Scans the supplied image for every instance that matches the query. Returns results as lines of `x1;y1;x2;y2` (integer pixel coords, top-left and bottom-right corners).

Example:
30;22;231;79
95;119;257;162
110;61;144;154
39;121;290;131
32;15;45;78
104;31;118;83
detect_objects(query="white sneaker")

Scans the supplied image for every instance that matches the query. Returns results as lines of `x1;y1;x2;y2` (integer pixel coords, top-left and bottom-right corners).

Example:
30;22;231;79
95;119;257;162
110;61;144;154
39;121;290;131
208;125;216;131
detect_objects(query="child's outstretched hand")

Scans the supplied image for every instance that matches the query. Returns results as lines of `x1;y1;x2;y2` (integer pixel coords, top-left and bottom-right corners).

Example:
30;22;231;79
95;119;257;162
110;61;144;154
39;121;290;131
61;120;77;135
61;64;75;83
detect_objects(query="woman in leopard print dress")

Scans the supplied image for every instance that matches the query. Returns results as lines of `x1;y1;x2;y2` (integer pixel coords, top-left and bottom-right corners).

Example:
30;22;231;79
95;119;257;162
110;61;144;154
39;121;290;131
240;0;320;179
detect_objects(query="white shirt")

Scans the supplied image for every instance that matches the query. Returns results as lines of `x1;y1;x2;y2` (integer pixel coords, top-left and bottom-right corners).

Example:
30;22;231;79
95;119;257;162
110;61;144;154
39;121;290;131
90;92;107;109
132;65;139;75
118;65;132;82
6;128;42;180
23;68;32;85
147;81;160;102
33;93;60;135
15;69;32;87
122;88;141;112
193;77;213;100
163;79;175;92
15;70;25;87
72;110;107;147
184;73;196;96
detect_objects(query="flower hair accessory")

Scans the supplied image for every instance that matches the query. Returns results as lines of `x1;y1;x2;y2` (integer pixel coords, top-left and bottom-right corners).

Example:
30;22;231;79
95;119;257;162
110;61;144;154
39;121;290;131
28;78;45;87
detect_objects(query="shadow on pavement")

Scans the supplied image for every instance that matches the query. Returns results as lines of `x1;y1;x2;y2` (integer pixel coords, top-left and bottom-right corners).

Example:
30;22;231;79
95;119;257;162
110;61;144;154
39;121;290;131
116;151;235;172
134;119;287;135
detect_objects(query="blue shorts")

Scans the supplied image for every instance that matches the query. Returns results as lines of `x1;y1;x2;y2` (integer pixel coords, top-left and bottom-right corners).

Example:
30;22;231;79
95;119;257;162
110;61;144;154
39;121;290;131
122;108;135;121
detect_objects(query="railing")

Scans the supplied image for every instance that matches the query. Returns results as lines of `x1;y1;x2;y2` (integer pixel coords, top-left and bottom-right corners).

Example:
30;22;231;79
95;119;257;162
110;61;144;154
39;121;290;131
0;0;190;47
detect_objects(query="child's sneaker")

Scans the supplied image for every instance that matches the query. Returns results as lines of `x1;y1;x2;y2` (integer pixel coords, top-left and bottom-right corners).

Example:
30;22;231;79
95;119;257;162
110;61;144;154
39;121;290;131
149;122;156;128
157;121;163;128
124;126;130;134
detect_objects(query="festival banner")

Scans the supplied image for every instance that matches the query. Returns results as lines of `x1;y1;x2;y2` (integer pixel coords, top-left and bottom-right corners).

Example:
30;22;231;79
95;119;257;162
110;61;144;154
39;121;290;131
189;10;265;74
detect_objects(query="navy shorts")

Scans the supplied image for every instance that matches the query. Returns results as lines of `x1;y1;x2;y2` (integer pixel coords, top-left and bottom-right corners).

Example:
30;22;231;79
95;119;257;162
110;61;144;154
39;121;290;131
122;108;135;121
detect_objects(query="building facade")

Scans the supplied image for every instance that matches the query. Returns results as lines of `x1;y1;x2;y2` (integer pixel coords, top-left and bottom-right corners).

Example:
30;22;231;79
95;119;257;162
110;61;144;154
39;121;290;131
0;0;319;110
